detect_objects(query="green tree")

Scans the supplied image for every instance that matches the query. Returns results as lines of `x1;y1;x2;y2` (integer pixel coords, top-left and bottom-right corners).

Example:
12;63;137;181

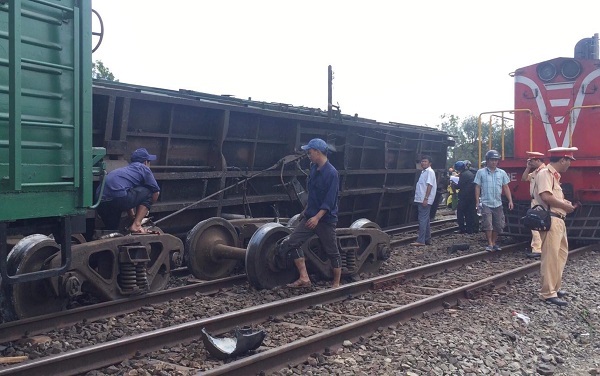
92;60;118;81
437;114;514;168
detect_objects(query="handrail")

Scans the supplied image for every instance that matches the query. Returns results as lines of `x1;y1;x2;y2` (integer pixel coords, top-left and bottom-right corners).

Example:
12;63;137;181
477;109;532;166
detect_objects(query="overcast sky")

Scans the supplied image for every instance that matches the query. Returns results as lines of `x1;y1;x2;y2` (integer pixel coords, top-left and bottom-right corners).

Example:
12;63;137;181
91;0;600;128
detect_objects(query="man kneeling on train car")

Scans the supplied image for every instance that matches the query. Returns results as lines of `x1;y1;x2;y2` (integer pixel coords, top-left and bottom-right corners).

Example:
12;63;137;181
532;147;577;307
279;138;342;289
97;148;161;233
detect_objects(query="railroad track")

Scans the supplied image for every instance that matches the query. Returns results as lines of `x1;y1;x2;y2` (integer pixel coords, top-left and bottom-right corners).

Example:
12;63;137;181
0;218;458;342
4;242;595;376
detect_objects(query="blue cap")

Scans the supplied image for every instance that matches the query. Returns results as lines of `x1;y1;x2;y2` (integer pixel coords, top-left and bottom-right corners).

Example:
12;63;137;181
131;148;157;163
301;138;328;153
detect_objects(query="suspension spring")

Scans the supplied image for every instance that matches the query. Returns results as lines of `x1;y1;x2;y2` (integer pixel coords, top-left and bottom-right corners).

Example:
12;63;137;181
136;263;149;290
344;251;357;273
119;262;137;290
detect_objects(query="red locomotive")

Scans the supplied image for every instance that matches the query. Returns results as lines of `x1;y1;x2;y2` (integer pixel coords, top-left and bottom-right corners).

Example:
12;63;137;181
490;34;600;242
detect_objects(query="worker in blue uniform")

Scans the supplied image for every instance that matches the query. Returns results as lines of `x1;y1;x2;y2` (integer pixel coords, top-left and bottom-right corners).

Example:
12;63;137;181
279;138;341;289
97;148;161;233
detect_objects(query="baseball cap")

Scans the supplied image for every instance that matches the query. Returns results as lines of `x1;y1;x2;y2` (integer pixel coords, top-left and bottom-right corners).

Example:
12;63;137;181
131;148;157;163
301;138;328;153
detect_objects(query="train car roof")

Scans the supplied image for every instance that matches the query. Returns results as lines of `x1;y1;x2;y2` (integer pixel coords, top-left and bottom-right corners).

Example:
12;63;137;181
93;79;448;136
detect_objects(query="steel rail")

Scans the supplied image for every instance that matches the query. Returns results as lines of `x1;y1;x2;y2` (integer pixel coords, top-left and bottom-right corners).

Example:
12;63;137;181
0;241;544;376
384;217;457;236
201;244;598;375
0;275;246;343
390;224;458;246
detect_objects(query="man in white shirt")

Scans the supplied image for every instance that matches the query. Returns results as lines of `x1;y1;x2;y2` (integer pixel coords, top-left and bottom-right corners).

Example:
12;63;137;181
411;155;437;246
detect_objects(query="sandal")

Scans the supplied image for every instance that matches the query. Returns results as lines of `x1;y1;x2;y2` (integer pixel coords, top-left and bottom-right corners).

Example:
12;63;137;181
286;280;312;288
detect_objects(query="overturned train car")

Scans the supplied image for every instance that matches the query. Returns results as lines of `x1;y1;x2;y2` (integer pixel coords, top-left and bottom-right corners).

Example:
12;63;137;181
91;80;453;234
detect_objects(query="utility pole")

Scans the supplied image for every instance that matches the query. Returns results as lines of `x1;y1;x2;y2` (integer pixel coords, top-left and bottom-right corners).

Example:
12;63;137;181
327;65;333;119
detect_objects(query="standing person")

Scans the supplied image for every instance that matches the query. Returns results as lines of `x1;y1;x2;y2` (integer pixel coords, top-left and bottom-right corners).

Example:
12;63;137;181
411;155;437;246
520;151;546;258
532;147;577;306
97;148;160;233
474;150;514;251
429;170;448;220
464;160;480;233
456;160;477;234
280;138;341;289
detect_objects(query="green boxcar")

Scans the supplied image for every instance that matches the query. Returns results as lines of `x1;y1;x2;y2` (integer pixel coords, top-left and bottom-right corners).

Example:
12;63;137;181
0;0;100;221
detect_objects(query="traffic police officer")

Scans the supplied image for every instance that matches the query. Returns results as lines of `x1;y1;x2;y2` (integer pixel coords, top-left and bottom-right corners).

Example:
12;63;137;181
520;151;546;258
532;147;577;306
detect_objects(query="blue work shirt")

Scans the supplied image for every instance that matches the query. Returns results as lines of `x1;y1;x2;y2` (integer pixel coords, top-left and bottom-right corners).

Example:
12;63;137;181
305;161;339;223
474;167;509;208
100;162;160;200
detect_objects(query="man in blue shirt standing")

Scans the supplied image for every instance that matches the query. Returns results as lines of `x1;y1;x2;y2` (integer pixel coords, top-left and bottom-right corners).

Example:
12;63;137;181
281;138;341;289
411;155;437;246
474;150;514;251
97;148;161;233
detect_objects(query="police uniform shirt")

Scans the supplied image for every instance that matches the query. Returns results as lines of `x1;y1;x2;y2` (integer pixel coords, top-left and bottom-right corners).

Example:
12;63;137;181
532;164;566;217
527;163;546;202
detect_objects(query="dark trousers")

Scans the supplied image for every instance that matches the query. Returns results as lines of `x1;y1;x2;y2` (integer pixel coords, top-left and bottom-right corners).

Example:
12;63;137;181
430;191;443;219
457;197;477;233
279;217;341;268
97;186;154;230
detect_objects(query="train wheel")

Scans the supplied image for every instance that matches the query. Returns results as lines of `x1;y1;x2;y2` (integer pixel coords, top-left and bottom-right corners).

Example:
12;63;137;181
349;218;381;230
185;218;239;280
245;223;294;290
286;214;302;229
6;235;69;319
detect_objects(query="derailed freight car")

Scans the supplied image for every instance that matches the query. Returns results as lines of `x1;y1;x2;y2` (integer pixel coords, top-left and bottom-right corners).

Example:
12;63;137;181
91;80;453;235
1;0;453;320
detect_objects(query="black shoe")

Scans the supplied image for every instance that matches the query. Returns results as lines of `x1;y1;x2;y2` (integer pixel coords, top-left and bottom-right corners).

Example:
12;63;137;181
527;252;541;259
425;240;432;245
557;291;568;298
545;297;568;306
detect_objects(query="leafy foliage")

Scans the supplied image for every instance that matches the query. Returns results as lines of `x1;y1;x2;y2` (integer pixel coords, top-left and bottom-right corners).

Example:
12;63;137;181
437;114;514;168
92;60;118;81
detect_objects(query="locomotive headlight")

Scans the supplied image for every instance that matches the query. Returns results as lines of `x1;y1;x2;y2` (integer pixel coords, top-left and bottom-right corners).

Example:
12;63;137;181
537;62;557;82
561;59;582;80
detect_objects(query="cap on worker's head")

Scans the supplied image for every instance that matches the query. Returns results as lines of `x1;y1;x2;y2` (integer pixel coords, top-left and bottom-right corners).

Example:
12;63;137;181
548;147;577;160
525;151;544;159
131;148;157;163
485;149;500;160
301;138;328;153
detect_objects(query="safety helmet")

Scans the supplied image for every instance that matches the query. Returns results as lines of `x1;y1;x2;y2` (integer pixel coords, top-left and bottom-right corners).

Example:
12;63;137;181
464;160;472;168
485;150;500;160
454;160;466;171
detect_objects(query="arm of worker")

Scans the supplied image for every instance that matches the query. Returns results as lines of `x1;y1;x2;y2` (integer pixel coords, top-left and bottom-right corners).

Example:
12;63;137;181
306;209;328;229
473;170;482;206
502;184;514;210
422;183;433;207
521;162;533;182
501;170;513;210
151;191;160;204
540;192;575;213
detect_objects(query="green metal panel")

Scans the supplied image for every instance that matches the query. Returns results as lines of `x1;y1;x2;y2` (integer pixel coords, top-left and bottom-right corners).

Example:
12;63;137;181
0;0;95;221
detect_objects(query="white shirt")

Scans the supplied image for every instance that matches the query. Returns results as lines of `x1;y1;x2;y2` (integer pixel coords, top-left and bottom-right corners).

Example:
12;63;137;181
414;166;437;205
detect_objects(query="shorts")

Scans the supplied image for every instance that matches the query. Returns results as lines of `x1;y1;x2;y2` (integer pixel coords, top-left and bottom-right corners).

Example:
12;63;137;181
480;205;505;232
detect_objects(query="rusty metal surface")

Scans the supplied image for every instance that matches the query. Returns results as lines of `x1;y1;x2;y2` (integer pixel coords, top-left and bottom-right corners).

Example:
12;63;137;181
91;80;452;233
